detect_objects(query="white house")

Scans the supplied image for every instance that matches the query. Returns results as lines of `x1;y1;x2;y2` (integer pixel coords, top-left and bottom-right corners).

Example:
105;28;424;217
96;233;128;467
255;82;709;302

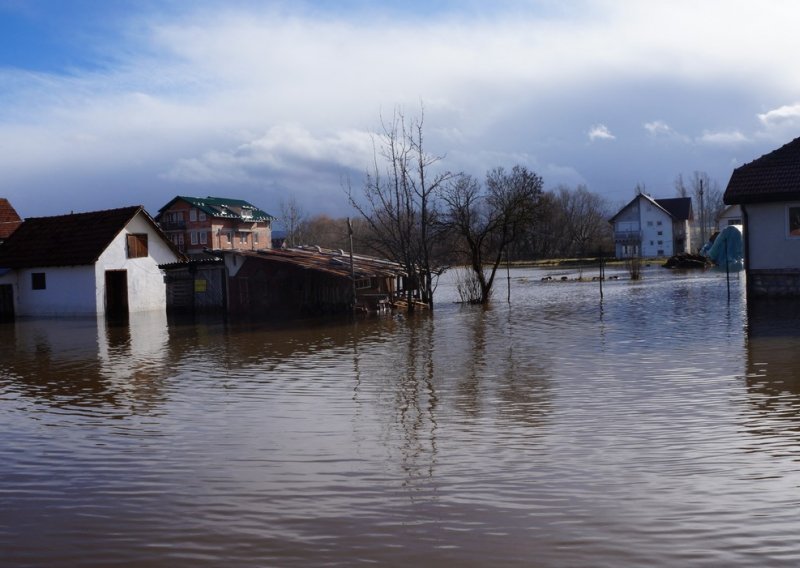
609;194;693;259
723;137;800;296
0;206;184;318
717;204;743;232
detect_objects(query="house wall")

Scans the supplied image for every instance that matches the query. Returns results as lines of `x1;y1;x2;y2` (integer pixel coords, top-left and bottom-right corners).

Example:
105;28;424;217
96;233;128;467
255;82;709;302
718;204;743;232
746;202;800;270
744;202;800;296
2;266;96;316
94;213;181;314
159;199;272;254
612;201;640;258
639;201;674;258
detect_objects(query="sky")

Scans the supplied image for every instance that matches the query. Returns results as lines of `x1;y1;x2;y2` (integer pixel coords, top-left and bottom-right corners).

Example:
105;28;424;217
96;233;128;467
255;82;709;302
2;0;800;222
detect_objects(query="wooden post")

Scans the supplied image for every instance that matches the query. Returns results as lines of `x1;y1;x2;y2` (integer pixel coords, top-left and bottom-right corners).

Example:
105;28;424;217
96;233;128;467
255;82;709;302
347;218;356;310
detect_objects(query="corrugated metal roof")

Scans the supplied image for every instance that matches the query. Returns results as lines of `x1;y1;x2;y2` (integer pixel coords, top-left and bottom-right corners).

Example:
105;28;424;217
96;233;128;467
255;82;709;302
231;246;406;279
158;195;275;222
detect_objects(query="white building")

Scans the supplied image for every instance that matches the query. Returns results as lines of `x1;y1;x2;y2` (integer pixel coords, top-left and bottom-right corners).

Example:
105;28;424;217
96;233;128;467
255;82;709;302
0;206;184;318
724;137;800;296
609;194;693;259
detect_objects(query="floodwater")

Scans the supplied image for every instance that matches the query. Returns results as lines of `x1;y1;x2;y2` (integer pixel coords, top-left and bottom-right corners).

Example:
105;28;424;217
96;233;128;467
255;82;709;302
2;265;800;567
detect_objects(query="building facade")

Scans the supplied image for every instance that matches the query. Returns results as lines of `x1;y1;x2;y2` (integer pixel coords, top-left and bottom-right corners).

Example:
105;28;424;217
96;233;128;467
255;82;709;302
0;206;184;318
156;196;274;256
724;137;800;297
610;194;693;258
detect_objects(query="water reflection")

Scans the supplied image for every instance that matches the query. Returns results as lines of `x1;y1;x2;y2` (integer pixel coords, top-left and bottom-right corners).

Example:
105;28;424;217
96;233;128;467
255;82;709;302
744;299;800;442
7;269;800;567
0;312;171;414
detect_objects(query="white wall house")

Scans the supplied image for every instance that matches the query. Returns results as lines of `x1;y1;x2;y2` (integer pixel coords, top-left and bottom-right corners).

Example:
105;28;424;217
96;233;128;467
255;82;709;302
723;137;800;297
0;206;184;318
717;204;743;232
609;194;693;259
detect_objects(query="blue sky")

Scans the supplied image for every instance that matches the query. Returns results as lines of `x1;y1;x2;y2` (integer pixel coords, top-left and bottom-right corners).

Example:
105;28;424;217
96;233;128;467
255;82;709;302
2;0;800;220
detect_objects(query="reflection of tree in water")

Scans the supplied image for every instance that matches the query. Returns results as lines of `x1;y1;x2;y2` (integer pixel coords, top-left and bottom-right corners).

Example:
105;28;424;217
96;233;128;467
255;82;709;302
393;315;439;489
742;299;800;444
456;305;552;429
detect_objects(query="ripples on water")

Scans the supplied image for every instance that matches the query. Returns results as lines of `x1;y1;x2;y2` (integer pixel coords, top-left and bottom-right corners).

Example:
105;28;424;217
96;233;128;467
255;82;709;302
3;266;800;566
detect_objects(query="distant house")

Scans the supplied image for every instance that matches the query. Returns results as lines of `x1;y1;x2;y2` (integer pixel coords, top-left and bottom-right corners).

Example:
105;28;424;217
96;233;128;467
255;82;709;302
220;246;410;316
156;196;275;256
0;198;22;244
717;204;743;232
0;206;184;319
723;137;800;296
609;194;693;258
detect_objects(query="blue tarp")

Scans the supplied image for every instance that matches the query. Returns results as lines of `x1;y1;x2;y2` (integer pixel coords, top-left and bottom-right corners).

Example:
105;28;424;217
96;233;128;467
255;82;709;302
706;224;743;272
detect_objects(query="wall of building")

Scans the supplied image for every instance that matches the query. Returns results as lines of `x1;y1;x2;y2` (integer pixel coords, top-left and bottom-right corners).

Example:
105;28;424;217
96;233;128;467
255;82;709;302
745;202;800;270
639;201;673;258
1;266;97;316
95;213;182;314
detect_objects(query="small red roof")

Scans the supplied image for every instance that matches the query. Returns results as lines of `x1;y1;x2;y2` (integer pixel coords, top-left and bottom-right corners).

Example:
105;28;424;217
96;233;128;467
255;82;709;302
0;206;160;268
0;198;22;240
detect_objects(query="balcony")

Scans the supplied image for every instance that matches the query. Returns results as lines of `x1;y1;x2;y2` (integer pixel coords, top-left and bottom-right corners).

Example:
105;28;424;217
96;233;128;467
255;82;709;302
159;220;186;231
614;230;641;243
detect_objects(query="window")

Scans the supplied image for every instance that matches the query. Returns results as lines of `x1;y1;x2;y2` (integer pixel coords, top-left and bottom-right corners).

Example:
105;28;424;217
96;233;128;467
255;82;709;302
189;209;197;222
190;231;198;245
788;206;800;237
253;231;259;244
355;278;372;289
31;272;46;290
200;231;207;245
199;211;206;221
240;232;247;244
650;241;654;245
657;249;664;256
226;231;232;244
656;220;663;226
126;234;148;258
657;231;663;236
657;240;663;245
647;221;653;227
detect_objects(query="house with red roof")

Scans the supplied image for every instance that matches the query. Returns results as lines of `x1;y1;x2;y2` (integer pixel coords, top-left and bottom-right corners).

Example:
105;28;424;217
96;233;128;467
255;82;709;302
0;198;22;244
724;137;800;296
609;194;693;259
0;206;184;319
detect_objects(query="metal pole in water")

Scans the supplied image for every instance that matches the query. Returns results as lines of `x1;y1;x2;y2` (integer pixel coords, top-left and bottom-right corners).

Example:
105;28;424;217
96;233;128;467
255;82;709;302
726;234;731;302
599;248;604;301
506;250;511;304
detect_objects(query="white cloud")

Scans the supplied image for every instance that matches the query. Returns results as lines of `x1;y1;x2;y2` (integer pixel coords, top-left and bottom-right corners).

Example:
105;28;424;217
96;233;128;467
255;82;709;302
588;124;615;141
697;130;748;145
758;103;800;127
5;0;800;216
644;120;677;137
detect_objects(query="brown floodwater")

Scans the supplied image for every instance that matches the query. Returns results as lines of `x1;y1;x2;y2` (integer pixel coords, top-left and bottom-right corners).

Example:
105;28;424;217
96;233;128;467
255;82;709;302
1;265;799;567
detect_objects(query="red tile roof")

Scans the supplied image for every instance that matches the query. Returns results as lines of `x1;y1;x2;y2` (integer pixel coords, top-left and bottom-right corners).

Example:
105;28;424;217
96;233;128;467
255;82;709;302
724;137;800;204
0;206;147;268
0;198;22;240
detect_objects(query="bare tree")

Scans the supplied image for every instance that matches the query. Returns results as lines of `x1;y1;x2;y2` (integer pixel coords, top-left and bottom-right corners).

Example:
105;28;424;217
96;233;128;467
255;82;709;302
554;184;611;257
348;106;452;310
279;196;306;247
441;166;543;304
675;171;724;247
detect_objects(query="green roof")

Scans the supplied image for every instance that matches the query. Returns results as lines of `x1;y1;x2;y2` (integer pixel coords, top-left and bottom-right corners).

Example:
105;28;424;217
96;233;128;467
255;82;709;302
160;196;275;221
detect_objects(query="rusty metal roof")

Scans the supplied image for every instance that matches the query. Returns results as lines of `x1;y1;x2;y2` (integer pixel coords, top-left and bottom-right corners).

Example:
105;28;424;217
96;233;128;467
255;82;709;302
231;246;406;279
